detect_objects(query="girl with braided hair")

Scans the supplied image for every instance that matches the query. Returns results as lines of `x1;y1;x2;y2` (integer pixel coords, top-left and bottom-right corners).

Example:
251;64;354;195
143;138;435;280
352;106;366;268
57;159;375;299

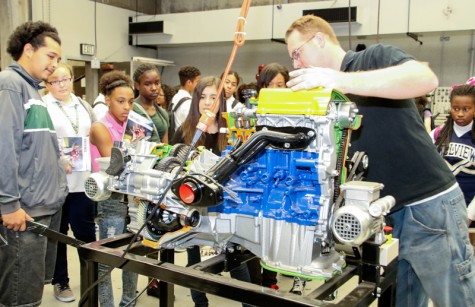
431;78;475;228
132;63;169;143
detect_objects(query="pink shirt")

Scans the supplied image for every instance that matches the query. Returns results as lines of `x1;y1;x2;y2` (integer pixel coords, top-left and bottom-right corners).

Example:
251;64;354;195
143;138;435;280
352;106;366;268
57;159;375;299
90;112;125;172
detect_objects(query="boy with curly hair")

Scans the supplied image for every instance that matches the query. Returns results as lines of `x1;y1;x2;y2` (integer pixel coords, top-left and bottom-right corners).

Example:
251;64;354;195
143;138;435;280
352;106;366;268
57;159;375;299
0;21;68;307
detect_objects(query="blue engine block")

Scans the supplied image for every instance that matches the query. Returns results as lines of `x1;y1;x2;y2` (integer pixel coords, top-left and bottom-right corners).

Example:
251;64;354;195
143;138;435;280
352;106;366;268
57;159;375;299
213;149;321;226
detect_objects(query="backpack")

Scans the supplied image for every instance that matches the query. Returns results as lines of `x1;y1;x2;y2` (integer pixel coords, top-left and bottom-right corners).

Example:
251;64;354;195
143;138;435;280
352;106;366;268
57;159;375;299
168;97;191;142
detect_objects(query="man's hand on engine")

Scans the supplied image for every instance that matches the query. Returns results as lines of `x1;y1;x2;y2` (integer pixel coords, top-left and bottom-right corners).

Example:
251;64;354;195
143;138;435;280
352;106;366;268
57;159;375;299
287;67;350;93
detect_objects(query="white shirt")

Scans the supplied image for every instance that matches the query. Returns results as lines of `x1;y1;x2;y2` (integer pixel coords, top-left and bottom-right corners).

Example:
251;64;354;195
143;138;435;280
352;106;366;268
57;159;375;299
93;93;108;120
430;122;474;143
225;96;244;112
171;89;192;130
43;93;93;193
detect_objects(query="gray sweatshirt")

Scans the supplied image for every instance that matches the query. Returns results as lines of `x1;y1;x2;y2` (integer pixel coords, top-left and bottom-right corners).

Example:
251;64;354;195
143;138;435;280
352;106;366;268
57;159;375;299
0;63;68;217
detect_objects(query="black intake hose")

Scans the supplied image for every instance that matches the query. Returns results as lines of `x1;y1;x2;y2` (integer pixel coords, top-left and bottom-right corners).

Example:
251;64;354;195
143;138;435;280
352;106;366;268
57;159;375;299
172;129;314;207
208;129;314;183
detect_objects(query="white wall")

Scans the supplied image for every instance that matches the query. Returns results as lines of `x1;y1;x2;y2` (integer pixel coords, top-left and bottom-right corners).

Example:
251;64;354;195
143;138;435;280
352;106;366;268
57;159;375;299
157;31;475;88
30;0;475;88
138;0;475;87
132;0;475;43
31;0;156;63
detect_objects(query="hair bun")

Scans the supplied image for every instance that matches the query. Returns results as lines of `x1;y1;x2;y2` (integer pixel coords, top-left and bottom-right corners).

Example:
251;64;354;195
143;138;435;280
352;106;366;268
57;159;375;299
466;77;475;86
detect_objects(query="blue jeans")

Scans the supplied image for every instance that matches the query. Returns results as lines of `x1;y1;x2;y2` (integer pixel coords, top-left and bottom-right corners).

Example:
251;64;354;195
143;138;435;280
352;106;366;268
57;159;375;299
52;192;96;286
97;198;138;307
0;211;61;307
386;186;475;307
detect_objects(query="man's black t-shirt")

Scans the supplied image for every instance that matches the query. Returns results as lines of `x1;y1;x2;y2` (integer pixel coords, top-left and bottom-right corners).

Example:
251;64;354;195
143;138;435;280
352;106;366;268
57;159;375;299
341;44;455;211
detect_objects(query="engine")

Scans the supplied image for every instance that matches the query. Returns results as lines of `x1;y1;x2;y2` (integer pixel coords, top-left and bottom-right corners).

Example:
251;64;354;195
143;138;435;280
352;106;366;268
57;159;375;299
85;88;395;279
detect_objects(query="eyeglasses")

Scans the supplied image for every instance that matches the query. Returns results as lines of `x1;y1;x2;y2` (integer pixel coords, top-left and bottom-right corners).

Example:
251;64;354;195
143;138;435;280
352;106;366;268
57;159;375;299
47;77;72;86
290;35;315;63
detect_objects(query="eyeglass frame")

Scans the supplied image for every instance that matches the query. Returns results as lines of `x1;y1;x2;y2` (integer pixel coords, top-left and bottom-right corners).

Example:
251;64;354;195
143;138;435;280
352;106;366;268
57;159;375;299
46;77;73;87
290;35;315;64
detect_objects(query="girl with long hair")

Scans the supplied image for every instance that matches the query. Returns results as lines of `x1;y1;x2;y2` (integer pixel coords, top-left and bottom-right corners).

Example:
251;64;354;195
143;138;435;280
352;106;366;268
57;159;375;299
43;62;96;302
171;76;250;307
172;76;228;152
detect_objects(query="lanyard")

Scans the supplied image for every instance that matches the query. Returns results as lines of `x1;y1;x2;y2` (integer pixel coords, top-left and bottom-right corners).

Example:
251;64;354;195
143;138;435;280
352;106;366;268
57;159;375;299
55;101;79;135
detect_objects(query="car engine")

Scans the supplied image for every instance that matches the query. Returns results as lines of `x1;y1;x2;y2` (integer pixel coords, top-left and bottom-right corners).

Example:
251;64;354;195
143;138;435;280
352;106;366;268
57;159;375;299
85;88;395;279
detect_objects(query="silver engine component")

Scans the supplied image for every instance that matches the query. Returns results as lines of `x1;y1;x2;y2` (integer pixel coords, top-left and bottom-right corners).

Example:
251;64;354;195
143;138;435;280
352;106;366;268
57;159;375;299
332;181;395;246
84;157;111;201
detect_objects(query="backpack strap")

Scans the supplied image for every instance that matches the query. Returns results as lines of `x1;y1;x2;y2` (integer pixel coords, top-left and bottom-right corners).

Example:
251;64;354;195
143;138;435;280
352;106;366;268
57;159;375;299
171;96;191;112
231;99;239;109
155;104;169;125
78;96;97;123
92;100;106;108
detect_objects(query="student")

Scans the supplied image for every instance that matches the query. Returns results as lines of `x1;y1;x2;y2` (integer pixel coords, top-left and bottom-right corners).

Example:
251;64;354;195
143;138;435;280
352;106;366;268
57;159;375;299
158;83;176;111
256;63;289;91
132;63;172;298
132;63;169;143
236;82;258;105
220;70;244;112
169;66;201;132
0;21;68;307
171;76;251;307
432;79;475;229
414;95;434;133
285;15;475;306
89;70;138;307
43;63;97;302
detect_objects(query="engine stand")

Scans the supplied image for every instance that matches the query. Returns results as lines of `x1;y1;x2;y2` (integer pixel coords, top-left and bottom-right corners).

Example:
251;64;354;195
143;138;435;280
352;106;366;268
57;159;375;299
77;233;398;307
